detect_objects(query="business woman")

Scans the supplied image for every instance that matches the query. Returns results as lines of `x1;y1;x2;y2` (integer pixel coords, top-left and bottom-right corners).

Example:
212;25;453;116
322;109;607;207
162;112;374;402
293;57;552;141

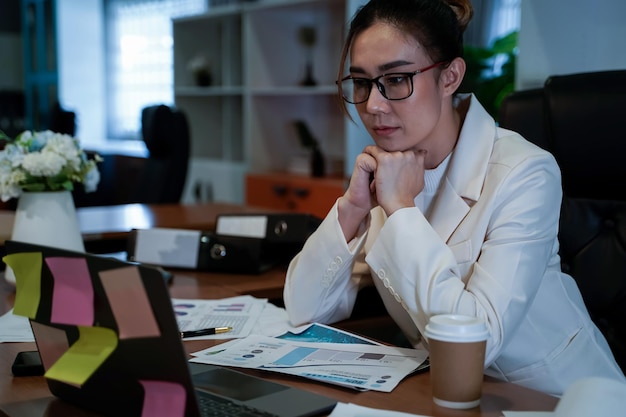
283;0;625;396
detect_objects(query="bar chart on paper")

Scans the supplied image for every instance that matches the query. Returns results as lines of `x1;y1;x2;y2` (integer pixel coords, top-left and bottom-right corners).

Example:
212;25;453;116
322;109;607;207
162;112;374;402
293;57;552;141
172;295;267;339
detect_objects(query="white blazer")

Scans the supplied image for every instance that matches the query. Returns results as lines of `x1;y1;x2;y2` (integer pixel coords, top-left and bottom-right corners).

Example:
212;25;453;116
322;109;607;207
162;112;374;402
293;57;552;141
283;94;625;396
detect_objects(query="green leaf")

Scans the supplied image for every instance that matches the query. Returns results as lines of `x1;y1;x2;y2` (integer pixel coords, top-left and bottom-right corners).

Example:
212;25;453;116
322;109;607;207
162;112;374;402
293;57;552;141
491;31;518;55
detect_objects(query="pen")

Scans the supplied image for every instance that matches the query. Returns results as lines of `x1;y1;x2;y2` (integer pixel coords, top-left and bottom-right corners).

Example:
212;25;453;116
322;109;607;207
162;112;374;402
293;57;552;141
180;326;233;339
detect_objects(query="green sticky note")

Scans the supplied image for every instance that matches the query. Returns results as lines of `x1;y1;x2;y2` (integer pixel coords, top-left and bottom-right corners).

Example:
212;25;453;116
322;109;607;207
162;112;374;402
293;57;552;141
45;326;118;386
3;252;43;319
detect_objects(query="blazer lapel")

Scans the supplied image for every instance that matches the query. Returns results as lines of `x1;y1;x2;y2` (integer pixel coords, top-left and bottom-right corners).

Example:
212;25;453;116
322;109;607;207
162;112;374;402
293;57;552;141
428;179;470;242
429;94;497;242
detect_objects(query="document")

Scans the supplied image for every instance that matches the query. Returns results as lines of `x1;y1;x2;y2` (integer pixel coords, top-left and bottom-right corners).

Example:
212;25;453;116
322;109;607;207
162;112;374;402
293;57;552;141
0;309;34;343
329;403;430;417
190;333;428;392
276;322;382;345
172;295;267;339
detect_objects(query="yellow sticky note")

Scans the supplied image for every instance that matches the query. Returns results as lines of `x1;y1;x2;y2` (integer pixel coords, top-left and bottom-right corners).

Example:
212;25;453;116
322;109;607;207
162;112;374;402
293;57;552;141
3;252;43;318
45;326;118;386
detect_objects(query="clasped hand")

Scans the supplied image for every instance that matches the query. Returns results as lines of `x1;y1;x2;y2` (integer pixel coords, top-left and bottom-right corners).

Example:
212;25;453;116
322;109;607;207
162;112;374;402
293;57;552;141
338;145;426;240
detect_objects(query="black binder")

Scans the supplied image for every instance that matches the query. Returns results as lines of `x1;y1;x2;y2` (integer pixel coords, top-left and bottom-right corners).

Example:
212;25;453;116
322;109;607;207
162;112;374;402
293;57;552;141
215;213;321;263
127;213;321;274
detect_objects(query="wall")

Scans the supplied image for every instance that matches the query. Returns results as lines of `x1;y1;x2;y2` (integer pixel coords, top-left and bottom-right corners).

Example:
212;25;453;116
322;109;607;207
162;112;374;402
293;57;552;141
517;0;626;90
0;0;108;147
0;0;23;90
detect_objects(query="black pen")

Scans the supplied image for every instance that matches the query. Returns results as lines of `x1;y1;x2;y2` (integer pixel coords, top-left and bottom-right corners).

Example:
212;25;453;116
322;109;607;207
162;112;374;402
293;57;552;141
180;326;233;339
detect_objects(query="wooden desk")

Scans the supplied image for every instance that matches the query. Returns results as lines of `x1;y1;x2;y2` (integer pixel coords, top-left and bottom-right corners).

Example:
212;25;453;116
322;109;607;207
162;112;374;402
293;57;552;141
0;271;558;417
0;202;276;249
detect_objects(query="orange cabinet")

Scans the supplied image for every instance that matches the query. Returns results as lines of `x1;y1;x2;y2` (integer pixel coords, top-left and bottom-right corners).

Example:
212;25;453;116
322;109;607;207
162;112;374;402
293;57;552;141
245;173;347;219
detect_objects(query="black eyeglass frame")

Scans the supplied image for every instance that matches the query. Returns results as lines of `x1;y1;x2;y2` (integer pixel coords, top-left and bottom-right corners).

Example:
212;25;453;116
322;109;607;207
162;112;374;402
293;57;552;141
337;61;447;104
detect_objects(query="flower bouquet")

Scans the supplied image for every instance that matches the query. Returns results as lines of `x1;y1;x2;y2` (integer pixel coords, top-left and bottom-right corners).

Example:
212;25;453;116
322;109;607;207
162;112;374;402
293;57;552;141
1;129;101;286
0;129;101;202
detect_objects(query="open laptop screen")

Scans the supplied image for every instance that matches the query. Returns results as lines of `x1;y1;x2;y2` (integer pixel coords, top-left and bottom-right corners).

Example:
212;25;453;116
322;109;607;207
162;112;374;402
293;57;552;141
4;240;337;417
5;240;202;417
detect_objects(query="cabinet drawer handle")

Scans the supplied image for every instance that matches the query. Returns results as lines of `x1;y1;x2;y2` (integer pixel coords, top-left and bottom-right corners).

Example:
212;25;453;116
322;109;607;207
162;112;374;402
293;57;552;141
293;188;310;198
272;185;288;196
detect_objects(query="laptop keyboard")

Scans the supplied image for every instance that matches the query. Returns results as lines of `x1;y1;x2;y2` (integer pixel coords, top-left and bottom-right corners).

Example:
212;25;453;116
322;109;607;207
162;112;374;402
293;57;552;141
197;392;280;417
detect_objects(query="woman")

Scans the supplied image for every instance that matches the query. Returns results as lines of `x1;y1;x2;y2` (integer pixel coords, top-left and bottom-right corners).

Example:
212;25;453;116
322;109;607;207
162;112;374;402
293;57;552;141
283;0;624;396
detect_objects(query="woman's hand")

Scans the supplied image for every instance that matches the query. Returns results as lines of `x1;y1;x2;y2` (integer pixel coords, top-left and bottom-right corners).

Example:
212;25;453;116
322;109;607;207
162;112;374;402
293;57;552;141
337;145;426;240
365;145;426;216
337;150;378;241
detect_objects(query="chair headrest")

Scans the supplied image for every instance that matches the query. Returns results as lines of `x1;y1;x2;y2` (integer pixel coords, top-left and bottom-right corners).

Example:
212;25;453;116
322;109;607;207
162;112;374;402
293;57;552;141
141;105;189;157
544;70;626;201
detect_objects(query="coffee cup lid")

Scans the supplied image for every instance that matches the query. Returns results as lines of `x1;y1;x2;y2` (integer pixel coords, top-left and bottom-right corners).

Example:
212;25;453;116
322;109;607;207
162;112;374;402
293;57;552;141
424;314;489;343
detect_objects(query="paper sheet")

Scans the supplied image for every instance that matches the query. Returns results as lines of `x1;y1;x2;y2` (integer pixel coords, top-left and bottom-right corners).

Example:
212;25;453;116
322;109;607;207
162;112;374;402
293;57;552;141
0;309;34;342
190;333;428;392
173;295;268;339
329;403;431;417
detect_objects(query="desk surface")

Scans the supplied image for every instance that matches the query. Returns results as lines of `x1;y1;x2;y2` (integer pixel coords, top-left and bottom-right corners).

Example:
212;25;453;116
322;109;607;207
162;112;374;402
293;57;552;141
0;269;558;417
0;202;275;244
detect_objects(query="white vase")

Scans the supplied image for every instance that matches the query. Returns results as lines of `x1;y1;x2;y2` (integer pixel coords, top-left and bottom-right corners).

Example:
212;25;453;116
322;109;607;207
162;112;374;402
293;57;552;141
4;191;85;286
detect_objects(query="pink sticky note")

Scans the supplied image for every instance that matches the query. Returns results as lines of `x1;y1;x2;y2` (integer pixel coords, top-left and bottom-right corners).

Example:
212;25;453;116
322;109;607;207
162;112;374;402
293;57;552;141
139;380;186;417
99;266;160;339
30;321;70;371
46;257;94;326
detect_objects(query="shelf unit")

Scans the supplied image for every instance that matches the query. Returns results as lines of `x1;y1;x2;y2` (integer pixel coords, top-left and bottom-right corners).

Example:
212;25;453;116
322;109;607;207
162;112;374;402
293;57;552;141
173;0;368;205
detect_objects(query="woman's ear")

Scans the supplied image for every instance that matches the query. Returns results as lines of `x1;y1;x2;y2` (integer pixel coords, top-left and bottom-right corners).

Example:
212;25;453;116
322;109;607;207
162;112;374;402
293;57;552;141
439;57;466;97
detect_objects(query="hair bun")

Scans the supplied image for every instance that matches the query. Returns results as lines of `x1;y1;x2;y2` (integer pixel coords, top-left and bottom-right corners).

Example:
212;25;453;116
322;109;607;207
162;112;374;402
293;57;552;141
444;0;474;32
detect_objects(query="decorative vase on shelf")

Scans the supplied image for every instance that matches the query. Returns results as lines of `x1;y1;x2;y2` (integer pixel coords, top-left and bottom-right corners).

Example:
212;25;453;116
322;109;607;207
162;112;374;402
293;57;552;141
298;26;318;87
4;191;85;286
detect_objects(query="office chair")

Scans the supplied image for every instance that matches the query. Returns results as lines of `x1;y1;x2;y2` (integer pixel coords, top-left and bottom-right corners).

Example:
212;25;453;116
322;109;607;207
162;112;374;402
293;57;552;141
497;88;548;151
132;104;190;204
544;70;626;372
499;70;626;371
49;101;76;136
0;90;25;139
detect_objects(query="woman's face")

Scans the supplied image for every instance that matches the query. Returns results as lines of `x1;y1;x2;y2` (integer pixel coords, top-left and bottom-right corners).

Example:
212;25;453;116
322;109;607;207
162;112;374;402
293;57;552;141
349;22;448;153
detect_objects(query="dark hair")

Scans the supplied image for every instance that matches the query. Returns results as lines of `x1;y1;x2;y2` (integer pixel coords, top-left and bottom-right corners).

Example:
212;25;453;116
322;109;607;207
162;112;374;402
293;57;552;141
337;0;473;113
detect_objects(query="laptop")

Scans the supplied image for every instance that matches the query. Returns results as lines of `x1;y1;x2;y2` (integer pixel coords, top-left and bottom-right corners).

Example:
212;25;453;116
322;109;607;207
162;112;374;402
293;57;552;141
2;240;337;417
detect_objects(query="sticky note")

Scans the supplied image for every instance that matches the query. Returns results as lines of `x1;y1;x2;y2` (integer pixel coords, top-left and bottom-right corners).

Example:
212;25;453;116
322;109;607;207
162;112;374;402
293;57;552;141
30;321;70;371
45;326;117;386
99;266;160;339
3;252;42;318
46;257;94;326
140;380;187;417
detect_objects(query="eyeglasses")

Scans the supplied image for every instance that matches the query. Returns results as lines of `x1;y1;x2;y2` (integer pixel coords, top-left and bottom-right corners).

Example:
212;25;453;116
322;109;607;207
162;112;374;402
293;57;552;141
337;62;447;104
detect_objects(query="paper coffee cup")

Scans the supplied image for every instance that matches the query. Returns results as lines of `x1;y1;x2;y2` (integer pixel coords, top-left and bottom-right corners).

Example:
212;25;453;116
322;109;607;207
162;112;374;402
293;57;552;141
424;314;489;409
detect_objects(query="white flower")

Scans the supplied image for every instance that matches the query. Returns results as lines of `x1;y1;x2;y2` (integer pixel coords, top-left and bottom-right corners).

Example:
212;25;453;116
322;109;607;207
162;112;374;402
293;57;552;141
83;165;100;193
0;130;100;202
21;152;66;177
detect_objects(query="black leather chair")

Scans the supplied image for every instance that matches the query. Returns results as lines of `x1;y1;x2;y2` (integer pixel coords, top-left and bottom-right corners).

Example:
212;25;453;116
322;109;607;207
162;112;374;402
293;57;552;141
499;70;626;372
49;101;76;136
497;88;548;151
0;90;25;139
132;104;190;204
544;71;626;372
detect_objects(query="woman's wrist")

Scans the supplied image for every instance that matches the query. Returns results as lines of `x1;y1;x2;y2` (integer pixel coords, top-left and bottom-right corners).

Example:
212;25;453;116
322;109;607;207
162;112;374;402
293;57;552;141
337;196;371;241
